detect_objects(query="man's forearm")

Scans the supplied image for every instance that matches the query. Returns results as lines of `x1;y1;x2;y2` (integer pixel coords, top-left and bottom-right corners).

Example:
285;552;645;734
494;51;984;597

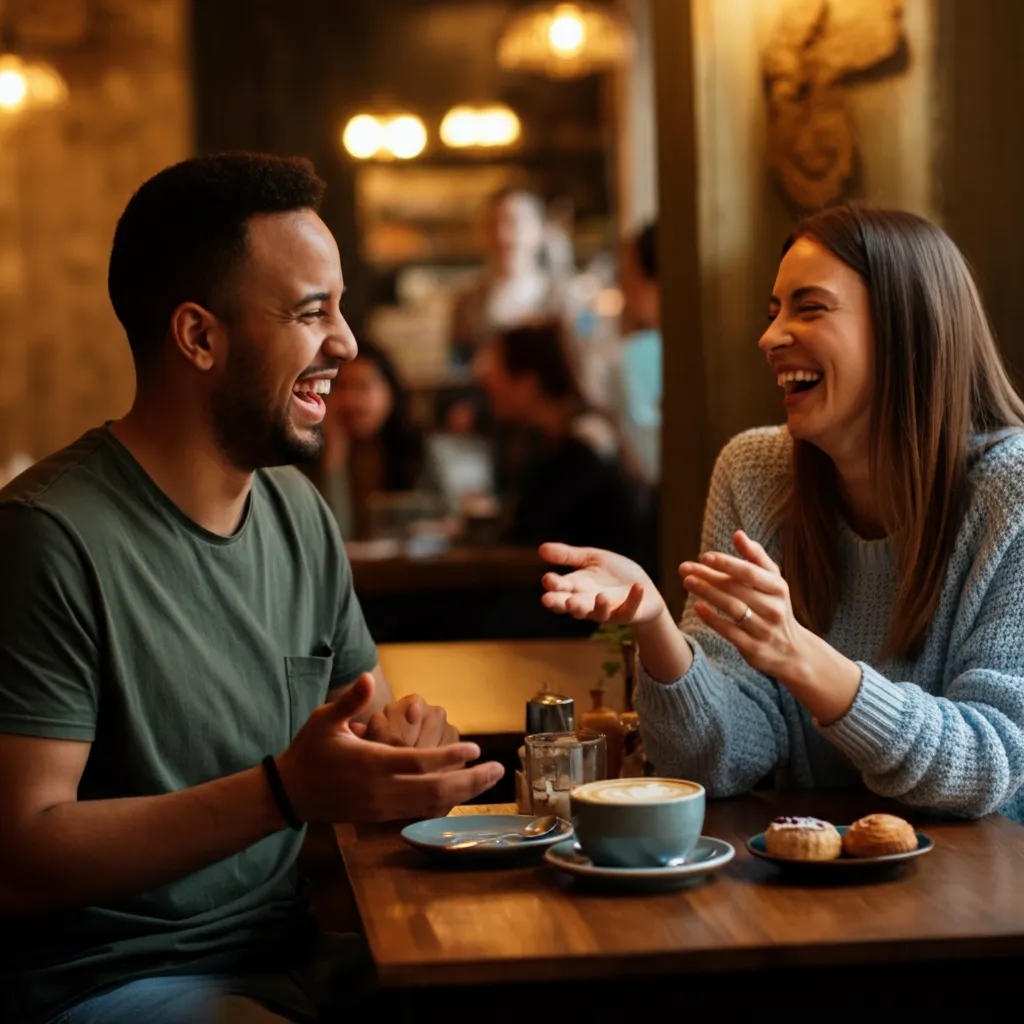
0;765;286;918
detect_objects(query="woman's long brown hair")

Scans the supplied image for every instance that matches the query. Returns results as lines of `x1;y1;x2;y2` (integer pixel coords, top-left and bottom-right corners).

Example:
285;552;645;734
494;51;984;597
780;206;1024;659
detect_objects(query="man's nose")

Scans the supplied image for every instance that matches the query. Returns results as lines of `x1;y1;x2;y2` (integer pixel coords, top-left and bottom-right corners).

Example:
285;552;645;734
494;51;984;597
325;317;359;362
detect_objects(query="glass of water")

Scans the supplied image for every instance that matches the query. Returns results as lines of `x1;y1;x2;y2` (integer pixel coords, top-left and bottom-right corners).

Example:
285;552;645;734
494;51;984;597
525;731;607;819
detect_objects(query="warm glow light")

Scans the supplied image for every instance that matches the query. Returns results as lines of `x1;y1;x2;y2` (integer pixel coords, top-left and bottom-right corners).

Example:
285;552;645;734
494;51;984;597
478;106;521;146
440;105;521;149
549;5;586;55
440;106;479;148
343;114;384;159
383;115;427;159
0;68;27;110
0;55;68;112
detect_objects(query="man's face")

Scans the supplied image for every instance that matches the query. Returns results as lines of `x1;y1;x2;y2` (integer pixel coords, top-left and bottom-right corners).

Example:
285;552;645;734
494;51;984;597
211;209;357;470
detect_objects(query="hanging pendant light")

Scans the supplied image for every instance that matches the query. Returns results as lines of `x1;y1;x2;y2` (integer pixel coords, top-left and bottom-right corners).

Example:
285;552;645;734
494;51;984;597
498;2;635;79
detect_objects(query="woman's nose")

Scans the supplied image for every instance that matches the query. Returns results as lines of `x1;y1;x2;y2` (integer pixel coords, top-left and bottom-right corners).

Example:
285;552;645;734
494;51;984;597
758;316;791;354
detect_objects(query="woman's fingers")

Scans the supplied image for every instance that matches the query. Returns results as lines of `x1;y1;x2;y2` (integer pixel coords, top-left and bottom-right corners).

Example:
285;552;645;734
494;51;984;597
733;531;779;573
541;570;592;593
688;557;782;598
693;600;760;653
538;542;594;568
682;575;769;636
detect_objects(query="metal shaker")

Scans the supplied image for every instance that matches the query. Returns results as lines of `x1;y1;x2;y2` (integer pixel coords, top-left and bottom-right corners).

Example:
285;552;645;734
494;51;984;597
525;685;575;734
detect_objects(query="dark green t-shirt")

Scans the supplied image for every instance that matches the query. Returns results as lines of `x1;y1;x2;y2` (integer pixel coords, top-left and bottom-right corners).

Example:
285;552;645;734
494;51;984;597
0;428;378;1024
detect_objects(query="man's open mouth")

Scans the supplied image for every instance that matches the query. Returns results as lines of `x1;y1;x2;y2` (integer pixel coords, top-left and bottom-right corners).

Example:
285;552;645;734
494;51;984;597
292;379;331;407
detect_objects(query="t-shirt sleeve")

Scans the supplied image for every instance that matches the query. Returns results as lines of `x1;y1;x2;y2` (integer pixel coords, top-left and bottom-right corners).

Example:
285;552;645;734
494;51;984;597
0;504;101;741
327;518;378;691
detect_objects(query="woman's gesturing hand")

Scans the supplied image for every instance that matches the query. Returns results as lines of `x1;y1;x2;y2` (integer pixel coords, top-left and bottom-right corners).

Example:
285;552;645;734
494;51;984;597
679;530;812;685
678;530;863;723
539;543;667;626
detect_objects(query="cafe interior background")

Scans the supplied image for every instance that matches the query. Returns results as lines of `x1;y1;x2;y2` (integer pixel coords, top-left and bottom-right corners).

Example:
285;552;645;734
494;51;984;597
0;0;1020;651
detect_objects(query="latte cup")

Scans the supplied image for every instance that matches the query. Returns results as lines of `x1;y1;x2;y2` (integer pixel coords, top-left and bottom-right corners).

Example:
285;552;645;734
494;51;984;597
570;778;706;868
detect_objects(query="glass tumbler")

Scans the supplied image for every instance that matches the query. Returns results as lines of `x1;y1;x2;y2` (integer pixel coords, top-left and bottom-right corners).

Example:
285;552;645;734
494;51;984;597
525;731;607;819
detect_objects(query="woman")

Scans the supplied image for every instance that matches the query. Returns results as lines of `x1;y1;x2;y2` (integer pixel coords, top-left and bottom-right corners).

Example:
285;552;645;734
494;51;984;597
540;205;1024;821
319;340;429;539
474;320;652;568
450;188;568;367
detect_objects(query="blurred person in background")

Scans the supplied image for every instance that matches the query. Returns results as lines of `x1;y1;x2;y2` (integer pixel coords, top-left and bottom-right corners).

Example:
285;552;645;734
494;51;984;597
320;339;436;540
450;187;569;368
610;221;662;486
474;320;651;567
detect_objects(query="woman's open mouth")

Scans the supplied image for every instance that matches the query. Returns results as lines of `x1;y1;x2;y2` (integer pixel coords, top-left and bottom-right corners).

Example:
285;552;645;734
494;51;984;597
777;369;823;404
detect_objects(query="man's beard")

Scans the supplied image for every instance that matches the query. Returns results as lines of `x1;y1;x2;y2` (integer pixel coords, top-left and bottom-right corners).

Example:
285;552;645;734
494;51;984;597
211;334;324;471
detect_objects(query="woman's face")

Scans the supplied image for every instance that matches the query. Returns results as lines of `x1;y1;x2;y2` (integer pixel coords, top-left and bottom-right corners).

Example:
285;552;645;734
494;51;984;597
759;237;875;462
333;357;394;439
487;194;545;264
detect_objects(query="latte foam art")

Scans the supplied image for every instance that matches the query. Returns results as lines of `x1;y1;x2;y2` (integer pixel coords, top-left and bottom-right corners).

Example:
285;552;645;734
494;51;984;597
575;780;700;804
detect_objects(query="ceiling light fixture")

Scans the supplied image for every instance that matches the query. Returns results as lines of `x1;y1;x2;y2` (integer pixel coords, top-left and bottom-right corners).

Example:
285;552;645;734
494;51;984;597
497;2;634;79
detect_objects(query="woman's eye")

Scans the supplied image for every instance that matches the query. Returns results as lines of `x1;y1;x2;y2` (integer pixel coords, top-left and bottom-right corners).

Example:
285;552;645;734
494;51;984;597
799;304;826;317
767;309;779;323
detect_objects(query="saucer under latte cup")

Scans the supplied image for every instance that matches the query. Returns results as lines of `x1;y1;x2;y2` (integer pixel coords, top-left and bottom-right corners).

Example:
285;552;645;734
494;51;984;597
570;778;706;868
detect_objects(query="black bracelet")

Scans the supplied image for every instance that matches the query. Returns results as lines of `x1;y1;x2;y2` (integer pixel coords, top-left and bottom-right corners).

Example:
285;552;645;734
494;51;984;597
261;755;304;831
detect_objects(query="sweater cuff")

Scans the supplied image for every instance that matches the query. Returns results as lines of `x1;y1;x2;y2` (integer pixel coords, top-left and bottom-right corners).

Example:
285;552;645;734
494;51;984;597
817;663;912;768
635;635;720;718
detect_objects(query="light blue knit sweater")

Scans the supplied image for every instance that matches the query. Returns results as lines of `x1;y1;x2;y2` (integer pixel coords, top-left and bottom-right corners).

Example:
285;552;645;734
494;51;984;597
636;426;1024;822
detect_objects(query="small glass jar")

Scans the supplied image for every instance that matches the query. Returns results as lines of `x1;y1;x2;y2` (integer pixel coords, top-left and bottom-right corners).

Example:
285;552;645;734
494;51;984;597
524;731;606;819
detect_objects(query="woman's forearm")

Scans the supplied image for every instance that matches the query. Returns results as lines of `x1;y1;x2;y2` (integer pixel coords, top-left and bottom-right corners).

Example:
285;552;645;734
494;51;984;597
634;607;693;682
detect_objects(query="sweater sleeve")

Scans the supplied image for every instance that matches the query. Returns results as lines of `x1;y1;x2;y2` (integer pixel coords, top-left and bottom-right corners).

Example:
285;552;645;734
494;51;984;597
818;530;1024;818
635;435;790;796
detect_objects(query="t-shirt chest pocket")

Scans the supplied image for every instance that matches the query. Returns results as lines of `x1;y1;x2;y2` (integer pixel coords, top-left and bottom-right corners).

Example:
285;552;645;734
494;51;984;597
284;652;335;737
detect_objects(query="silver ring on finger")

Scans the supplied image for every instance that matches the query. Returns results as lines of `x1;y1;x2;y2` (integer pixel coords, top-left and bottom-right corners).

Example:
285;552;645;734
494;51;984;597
735;605;753;629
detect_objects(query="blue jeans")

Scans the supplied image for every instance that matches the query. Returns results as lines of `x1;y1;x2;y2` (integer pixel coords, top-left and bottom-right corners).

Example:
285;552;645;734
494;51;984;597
49;933;372;1024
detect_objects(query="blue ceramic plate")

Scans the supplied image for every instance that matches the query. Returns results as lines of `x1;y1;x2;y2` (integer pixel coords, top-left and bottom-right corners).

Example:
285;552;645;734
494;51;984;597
544;836;735;892
747;825;934;869
401;814;573;863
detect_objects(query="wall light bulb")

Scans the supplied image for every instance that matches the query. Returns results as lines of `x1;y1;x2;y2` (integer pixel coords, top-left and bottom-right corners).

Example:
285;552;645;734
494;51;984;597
384;115;427;159
342;114;384;159
440;107;479;148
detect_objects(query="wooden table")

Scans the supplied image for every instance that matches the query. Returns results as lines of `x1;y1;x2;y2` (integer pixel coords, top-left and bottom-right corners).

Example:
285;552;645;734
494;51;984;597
331;789;1024;1014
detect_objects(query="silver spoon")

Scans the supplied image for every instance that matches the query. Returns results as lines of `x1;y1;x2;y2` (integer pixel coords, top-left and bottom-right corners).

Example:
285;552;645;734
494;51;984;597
444;815;561;851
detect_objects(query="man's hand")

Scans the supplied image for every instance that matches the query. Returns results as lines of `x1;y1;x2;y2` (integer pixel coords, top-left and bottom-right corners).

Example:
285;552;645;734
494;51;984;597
356;693;460;749
276;674;501;823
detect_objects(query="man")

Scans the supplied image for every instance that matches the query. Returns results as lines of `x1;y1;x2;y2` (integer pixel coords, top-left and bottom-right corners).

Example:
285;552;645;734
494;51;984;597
613;221;662;487
0;153;504;1024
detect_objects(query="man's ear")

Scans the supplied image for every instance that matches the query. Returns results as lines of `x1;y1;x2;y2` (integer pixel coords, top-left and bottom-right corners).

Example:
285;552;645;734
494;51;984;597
168;301;226;372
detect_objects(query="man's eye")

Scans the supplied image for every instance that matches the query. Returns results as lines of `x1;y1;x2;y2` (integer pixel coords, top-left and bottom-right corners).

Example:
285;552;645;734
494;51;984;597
767;309;779;323
300;310;326;320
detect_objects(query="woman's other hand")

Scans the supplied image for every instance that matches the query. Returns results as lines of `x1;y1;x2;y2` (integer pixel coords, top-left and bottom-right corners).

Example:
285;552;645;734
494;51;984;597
680;530;861;722
539;543;666;626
